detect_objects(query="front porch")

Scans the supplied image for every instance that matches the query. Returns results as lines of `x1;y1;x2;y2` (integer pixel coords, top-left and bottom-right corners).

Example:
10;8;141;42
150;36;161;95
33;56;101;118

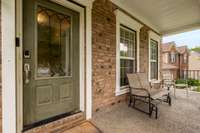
2;0;200;132
92;89;200;133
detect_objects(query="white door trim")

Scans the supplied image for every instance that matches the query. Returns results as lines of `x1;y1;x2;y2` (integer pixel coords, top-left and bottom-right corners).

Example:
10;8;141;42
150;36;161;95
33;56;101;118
3;0;93;132
2;0;17;133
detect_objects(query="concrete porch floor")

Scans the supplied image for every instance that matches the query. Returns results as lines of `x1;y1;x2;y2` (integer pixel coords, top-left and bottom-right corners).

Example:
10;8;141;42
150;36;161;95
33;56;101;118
91;89;200;133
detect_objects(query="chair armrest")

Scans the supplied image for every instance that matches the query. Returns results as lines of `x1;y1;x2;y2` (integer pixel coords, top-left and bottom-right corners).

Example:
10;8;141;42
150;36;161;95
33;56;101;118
129;86;150;97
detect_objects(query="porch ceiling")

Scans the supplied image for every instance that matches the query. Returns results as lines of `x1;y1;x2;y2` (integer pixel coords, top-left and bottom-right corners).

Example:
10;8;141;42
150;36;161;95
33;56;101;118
112;0;200;35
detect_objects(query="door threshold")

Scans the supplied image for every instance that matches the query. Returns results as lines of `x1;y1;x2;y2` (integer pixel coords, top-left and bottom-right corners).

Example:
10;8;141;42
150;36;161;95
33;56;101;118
23;110;82;132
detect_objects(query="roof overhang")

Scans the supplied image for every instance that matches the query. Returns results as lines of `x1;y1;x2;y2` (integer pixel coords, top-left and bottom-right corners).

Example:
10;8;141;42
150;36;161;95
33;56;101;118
111;0;200;36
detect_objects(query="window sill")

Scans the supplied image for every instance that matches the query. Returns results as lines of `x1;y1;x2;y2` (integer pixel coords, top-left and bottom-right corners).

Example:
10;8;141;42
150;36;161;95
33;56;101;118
115;87;129;96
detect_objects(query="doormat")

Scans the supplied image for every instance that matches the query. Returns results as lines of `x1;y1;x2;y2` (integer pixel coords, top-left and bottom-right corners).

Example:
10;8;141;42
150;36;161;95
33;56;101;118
63;121;102;133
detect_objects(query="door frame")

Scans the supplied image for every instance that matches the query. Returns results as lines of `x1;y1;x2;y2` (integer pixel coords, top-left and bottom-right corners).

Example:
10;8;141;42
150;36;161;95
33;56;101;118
2;0;93;132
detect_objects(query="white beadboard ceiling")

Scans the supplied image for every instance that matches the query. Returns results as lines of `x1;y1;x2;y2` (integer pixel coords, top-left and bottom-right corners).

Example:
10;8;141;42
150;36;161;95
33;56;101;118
113;0;200;35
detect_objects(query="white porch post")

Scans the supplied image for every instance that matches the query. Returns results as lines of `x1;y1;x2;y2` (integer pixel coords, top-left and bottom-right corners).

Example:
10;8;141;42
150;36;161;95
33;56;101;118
85;5;92;119
2;0;17;133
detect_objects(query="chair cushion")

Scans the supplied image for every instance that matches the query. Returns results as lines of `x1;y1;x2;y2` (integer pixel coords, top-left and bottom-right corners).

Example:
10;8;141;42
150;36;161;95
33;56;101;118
150;89;170;100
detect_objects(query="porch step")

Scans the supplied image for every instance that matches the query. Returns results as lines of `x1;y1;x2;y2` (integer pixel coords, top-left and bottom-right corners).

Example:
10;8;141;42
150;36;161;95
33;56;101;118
51;114;86;132
62;121;102;133
25;112;85;133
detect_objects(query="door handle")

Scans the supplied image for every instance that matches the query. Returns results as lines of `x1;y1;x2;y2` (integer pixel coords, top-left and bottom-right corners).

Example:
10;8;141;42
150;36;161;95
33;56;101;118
24;63;30;84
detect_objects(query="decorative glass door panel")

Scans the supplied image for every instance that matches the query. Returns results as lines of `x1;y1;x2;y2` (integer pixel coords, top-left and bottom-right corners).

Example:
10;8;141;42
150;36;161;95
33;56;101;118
23;0;80;127
37;6;72;78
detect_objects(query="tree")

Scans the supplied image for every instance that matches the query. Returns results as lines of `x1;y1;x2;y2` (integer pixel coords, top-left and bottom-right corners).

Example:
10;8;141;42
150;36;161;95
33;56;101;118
191;46;200;53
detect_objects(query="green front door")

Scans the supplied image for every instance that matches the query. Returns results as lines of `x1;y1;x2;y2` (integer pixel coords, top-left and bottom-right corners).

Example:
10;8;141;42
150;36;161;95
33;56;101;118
23;0;80;126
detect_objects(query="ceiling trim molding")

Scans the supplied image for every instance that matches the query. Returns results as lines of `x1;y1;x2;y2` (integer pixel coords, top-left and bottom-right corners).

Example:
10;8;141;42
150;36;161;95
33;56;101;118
162;23;200;37
110;0;160;34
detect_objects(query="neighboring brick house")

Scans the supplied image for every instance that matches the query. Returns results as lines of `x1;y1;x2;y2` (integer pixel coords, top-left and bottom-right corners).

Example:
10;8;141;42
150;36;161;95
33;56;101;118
162;42;189;79
189;51;200;70
188;51;200;79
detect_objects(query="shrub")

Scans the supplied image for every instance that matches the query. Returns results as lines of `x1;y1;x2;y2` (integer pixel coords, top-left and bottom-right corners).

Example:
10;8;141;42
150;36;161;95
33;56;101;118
175;79;200;86
187;79;200;86
175;79;187;84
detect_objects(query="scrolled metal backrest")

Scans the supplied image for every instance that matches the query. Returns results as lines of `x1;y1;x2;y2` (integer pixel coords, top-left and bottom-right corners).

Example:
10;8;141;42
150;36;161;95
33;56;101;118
137;72;151;90
163;73;173;80
162;73;174;85
127;73;142;89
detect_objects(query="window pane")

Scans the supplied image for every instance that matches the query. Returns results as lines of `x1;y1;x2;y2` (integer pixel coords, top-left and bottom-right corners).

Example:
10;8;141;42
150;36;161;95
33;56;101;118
183;54;187;63
120;26;136;58
120;59;135;87
151;62;158;79
119;25;137;87
37;6;71;77
150;40;158;60
170;52;176;63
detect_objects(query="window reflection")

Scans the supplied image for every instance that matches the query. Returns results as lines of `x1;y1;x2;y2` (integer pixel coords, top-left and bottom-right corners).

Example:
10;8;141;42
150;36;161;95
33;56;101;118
37;6;71;78
120;25;137;87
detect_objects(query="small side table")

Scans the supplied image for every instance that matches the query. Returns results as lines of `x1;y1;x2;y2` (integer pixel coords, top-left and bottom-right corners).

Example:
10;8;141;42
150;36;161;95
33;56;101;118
175;84;189;97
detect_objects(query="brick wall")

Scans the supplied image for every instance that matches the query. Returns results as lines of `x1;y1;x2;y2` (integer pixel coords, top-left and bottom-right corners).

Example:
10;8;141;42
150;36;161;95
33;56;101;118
92;0;127;113
92;0;152;113
139;26;150;74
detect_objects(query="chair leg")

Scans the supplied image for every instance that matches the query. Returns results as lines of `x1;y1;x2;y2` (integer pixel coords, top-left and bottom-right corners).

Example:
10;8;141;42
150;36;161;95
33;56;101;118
155;106;158;119
167;94;172;106
128;94;132;107
133;95;136;107
149;98;152;117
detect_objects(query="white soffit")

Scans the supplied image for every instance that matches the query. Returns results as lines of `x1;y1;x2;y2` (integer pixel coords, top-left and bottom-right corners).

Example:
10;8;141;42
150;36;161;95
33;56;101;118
112;0;200;35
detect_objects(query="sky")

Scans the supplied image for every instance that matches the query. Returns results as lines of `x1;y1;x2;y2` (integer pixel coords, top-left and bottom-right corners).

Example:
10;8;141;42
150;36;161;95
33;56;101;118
162;29;200;49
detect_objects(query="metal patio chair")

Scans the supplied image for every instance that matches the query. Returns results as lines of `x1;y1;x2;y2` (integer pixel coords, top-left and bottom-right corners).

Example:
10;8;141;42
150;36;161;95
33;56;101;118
127;73;171;118
162;72;176;96
162;72;175;89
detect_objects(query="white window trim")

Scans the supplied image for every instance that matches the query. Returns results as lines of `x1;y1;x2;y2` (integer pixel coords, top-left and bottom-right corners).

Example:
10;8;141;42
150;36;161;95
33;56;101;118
115;9;143;96
148;31;161;82
3;0;93;132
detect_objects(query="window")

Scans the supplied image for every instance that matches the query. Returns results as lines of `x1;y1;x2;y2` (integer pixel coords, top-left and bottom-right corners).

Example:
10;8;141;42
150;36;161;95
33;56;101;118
183;70;187;79
150;39;158;80
183;54;187;63
170;52;176;63
120;25;137;87
115;9;142;95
